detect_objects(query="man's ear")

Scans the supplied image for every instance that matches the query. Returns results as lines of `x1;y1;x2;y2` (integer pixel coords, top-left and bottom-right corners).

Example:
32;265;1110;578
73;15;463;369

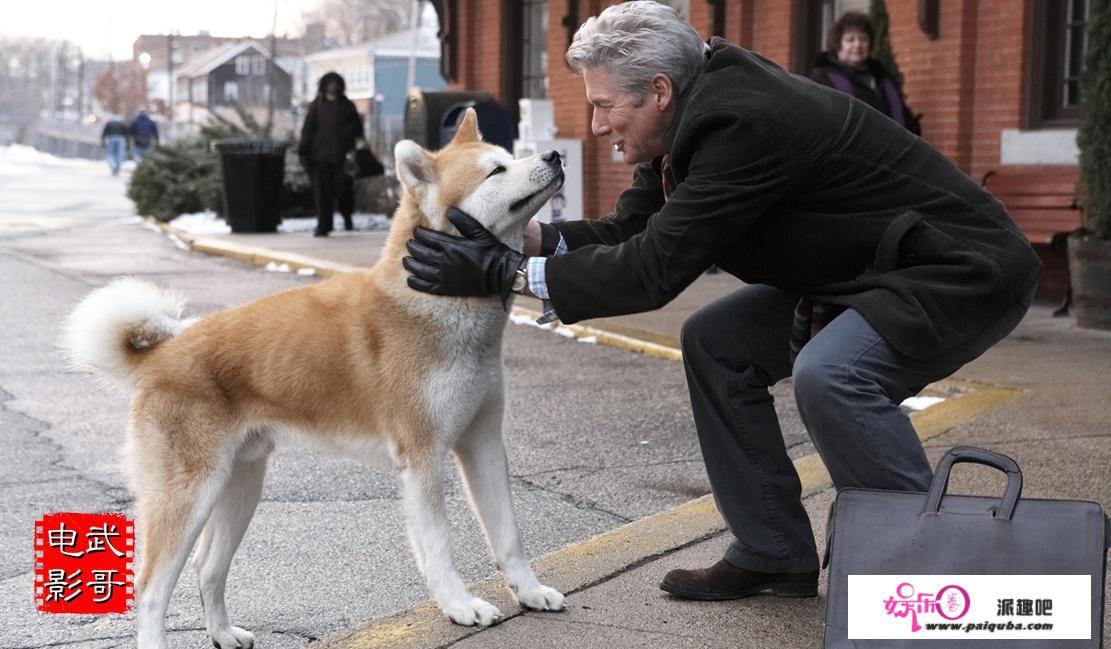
651;73;674;110
394;140;435;194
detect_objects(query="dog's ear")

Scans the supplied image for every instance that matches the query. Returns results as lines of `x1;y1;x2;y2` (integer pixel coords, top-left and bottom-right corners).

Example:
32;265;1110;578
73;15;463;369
394;140;435;194
448;107;482;145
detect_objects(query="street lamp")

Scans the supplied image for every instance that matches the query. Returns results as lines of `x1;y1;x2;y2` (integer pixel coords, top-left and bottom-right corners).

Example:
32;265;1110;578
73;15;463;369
139;52;152;70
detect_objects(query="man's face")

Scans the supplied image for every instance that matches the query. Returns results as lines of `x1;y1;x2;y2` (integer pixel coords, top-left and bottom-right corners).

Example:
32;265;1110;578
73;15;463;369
325;81;340;99
584;67;671;165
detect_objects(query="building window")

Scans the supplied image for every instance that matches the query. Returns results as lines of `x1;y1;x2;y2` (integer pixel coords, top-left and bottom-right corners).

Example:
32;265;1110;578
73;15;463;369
1028;0;1090;127
251;55;266;76
521;0;548;99
235;56;250;76
224;81;239;102
793;0;869;73
709;0;726;36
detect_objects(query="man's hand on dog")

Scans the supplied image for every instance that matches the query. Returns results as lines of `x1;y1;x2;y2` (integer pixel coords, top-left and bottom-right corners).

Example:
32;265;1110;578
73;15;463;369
404;208;525;305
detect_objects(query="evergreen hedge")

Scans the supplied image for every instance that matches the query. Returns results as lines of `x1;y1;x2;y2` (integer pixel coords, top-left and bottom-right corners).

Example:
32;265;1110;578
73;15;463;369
1078;0;1111;238
127;107;315;223
870;0;904;88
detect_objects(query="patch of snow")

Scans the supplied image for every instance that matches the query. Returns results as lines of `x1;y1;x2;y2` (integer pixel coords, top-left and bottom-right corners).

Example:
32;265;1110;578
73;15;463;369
265;262;291;273
901;396;946;411
168;211;392;235
170;211;229;234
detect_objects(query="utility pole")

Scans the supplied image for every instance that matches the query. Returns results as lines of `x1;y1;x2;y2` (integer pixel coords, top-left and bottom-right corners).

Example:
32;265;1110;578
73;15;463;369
167;33;174;124
406;0;422;91
266;0;278;135
75;48;84;121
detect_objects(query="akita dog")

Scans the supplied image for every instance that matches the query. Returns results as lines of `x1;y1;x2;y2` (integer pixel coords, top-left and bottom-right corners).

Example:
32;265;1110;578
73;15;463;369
63;108;566;649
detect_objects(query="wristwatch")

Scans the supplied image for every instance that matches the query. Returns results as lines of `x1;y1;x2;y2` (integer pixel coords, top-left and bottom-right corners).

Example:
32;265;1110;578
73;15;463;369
511;264;528;295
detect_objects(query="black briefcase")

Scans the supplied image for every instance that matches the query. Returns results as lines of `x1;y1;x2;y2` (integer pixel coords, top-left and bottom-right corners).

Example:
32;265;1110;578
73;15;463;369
823;446;1109;648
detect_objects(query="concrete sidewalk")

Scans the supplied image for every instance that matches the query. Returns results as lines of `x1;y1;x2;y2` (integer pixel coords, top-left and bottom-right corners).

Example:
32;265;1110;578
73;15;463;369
162;223;1111;648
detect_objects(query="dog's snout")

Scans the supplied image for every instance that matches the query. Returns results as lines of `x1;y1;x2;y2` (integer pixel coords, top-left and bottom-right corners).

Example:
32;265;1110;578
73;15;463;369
542;150;562;166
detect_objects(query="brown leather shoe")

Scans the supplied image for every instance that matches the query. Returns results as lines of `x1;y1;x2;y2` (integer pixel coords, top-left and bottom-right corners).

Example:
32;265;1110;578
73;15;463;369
659;560;817;600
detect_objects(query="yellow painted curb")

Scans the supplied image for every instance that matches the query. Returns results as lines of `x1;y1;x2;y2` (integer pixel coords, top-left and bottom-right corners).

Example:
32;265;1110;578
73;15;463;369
146;217;363;278
511;306;683;362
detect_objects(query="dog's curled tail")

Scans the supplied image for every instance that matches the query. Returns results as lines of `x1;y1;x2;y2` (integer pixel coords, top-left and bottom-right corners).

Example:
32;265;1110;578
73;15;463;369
63;277;190;385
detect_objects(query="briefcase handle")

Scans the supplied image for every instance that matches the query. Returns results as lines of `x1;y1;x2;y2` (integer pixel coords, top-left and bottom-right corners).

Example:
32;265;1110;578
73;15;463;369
924;446;1023;520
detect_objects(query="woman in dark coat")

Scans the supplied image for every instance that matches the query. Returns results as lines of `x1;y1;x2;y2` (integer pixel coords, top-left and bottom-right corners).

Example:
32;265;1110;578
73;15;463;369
811;11;920;135
298;71;365;237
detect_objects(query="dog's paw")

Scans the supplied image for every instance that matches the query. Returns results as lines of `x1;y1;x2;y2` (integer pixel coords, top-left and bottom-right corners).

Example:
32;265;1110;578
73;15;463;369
443;597;502;627
516;584;565;612
209;625;255;649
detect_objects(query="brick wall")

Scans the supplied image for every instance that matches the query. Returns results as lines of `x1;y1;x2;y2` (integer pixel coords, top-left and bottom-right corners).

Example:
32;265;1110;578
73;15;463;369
887;0;1031;177
449;0;1059;221
968;0;1028;179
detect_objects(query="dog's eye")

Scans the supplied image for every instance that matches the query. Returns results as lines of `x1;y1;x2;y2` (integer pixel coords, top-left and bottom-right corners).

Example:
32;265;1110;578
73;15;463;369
487;165;506;178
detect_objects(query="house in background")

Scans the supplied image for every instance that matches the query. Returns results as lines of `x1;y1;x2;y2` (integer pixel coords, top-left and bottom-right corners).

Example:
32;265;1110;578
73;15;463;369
431;0;1089;300
172;41;294;131
133;26;326;117
304;5;446;156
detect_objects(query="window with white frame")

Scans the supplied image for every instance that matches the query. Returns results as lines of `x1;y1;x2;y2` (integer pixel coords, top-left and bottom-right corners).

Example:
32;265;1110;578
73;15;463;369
521;0;548;99
1028;0;1090;127
235;56;250;75
252;55;266;76
224;81;239;102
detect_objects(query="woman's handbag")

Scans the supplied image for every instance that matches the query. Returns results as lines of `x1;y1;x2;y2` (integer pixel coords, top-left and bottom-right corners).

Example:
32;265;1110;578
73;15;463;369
823;446;1109;648
344;147;384;179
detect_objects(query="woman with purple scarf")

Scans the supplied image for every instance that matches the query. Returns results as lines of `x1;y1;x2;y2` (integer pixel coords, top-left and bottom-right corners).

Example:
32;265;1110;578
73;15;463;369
811;11;921;135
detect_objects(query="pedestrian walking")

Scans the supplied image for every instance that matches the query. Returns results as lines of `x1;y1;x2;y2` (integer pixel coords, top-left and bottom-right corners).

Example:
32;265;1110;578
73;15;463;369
100;116;129;176
128;110;160;162
404;1;1039;602
297;72;365;237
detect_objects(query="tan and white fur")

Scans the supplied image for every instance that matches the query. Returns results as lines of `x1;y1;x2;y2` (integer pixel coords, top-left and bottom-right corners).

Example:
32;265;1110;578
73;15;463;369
62;109;566;649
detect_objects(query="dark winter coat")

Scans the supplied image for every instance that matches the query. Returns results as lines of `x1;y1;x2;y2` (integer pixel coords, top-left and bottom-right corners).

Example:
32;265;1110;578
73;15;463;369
100;120;129;140
129;112;159;147
810;52;919;135
545;38;1040;359
298;72;364;166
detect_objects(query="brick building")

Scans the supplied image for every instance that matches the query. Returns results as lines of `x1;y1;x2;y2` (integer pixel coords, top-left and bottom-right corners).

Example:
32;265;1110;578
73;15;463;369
430;0;1089;298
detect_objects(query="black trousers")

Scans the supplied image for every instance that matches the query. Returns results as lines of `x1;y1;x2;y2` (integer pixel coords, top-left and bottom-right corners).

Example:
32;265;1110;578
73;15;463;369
313;162;354;232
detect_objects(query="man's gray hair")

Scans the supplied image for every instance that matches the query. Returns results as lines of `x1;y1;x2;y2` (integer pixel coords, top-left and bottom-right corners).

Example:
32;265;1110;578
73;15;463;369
566;1;705;105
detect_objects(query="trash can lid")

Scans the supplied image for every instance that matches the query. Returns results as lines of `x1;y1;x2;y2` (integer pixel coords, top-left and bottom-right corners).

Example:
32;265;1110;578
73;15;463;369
214;139;289;155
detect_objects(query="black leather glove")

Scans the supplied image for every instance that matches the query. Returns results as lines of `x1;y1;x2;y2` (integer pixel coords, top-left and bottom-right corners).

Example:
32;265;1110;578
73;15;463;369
404;208;525;306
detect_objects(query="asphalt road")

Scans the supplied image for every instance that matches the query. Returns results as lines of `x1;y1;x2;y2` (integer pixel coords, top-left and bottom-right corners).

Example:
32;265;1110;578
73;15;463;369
0;154;809;648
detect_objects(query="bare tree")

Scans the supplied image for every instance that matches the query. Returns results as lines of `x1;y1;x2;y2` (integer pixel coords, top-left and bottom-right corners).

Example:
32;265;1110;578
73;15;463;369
0;37;55;123
94;62;148;117
303;0;413;48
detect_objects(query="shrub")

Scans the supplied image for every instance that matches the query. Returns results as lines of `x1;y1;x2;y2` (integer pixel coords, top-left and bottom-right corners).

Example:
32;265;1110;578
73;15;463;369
126;138;213;221
127;106;316;222
1077;0;1111;238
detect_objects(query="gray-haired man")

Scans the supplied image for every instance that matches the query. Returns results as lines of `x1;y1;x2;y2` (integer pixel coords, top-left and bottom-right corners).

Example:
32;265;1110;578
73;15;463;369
405;1;1039;600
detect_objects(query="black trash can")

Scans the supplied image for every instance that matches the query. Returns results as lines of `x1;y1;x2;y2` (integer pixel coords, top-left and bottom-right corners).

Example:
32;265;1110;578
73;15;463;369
215;139;288;233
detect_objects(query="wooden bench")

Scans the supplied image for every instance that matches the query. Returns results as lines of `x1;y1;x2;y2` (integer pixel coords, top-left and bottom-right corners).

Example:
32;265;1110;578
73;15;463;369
981;169;1081;314
980;169;1081;245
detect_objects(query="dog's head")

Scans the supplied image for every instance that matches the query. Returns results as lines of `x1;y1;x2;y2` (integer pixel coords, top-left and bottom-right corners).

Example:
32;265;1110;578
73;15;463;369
393;108;564;250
